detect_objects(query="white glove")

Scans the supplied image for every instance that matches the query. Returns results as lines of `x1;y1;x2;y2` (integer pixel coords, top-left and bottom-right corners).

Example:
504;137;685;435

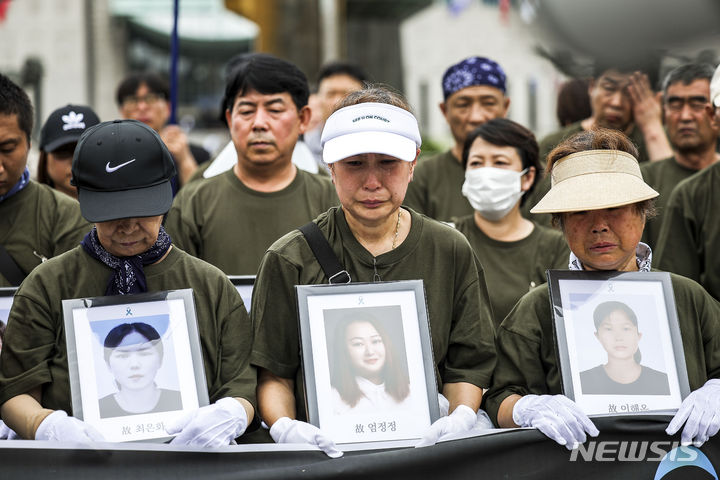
666;379;720;447
167;397;248;448
269;417;343;458
438;393;450;417
0;420;18;440
513;394;599;450
415;404;477;448
35;410;105;443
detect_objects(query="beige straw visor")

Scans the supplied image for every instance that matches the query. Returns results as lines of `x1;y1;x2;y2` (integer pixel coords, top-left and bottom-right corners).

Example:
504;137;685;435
530;150;659;214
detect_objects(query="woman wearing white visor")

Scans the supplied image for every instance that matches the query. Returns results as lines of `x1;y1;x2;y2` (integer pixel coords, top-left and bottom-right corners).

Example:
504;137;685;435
251;86;496;456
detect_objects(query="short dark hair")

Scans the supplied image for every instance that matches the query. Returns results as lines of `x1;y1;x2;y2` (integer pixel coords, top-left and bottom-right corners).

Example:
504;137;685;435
221;53;309;115
316;61;368;87
662;63;716;96
461;118;541;205
593;301;641;363
103;322;163;364
547;128;656;228
0;73;34;142
593;54;661;91
115;72;170;106
557;78;592;127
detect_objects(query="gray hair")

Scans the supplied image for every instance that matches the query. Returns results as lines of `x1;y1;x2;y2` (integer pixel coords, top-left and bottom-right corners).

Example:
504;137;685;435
662;63;716;96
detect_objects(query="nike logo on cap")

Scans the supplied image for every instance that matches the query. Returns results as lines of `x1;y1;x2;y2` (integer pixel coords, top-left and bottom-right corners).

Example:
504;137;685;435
105;159;136;173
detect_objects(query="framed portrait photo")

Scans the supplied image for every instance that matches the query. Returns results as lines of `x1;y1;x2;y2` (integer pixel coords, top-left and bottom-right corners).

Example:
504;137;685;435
547;270;690;417
0;287;17;327
63;289;209;443
228;275;255;315
297;280;440;445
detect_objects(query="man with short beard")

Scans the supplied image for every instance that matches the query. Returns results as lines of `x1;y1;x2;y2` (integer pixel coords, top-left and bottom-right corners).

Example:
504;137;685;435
640;63;718;247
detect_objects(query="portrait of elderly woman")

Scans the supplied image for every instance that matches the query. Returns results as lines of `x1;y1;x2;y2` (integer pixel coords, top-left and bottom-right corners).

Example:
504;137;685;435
328;311;411;415
485;128;720;450
579;301;670;395
98;322;182;419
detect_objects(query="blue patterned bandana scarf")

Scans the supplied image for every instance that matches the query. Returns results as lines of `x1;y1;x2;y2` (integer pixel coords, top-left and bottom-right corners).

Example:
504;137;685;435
0;168;30;203
442;56;507;100
81;225;172;295
568;242;653;272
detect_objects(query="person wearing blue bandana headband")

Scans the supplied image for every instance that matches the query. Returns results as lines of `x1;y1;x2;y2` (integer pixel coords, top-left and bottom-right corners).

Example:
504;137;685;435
453;119;568;327
0;120;257;448
0;74;90;288
406;56;510;222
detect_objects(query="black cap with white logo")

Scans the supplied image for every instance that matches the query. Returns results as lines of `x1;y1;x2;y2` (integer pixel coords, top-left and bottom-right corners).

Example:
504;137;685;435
40;104;101;152
71;119;176;222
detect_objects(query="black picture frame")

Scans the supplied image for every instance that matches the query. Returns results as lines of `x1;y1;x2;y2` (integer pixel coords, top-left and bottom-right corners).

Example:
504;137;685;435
547;270;691;417
296;280;440;445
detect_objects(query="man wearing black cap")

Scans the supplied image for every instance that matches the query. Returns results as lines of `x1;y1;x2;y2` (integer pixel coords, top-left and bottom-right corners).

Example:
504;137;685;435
37;104;101;199
165;54;338;276
0;73;90;287
404;56;511;222
0;119;256;446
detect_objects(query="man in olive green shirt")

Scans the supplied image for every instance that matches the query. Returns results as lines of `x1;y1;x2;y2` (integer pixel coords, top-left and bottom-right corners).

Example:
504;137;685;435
0;73;89;287
524;61;673;224
655;64;720;300
641;63;719;248
166;54;338;275
405;56;510;221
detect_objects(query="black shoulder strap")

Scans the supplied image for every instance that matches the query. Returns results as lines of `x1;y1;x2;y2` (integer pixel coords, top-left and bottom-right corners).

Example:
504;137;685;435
298;222;351;284
0;244;27;286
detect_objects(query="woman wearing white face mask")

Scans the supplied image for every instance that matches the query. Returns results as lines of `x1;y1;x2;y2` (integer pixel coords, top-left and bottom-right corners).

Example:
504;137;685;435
453;118;569;327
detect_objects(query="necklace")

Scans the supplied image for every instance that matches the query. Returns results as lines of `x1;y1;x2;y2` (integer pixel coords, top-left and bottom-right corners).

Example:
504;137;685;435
391;210;402;249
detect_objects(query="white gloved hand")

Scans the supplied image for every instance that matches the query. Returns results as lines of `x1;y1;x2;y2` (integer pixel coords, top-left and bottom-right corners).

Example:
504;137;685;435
415;404;477;448
0;420;18;440
269;417;343;458
513;394;599;450
35;410;105;443
666;379;720;447
167;397;248;448
438;393;450;417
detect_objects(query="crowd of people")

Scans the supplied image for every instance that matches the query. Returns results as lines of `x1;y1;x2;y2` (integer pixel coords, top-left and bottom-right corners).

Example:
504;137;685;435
1;47;720;458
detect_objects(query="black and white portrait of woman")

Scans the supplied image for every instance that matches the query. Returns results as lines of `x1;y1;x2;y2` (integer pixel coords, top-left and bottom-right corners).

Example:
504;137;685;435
327;310;412;415
580;301;670;395
98;322;183;418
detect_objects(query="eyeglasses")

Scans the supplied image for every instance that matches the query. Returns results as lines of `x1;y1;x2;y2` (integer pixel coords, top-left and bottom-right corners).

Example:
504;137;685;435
122;93;166;108
664;96;709;112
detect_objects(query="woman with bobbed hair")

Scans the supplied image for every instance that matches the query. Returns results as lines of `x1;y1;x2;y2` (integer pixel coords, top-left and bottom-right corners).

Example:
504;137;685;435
485;127;720;449
454;118;568;326
99;322;183;418
330;312;410;414
580;301;669;395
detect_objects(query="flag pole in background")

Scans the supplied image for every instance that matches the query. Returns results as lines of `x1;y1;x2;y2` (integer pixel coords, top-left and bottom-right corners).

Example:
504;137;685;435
169;0;179;124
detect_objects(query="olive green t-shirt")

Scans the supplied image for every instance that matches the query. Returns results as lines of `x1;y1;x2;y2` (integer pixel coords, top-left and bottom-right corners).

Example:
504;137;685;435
655;162;720;301
0;181;90;286
453;215;569;327
640;156;699;249
404;150;474;222
250;207;496;421
165;168;338;275
522;121;651;226
0;246;256;414
484;273;720;425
